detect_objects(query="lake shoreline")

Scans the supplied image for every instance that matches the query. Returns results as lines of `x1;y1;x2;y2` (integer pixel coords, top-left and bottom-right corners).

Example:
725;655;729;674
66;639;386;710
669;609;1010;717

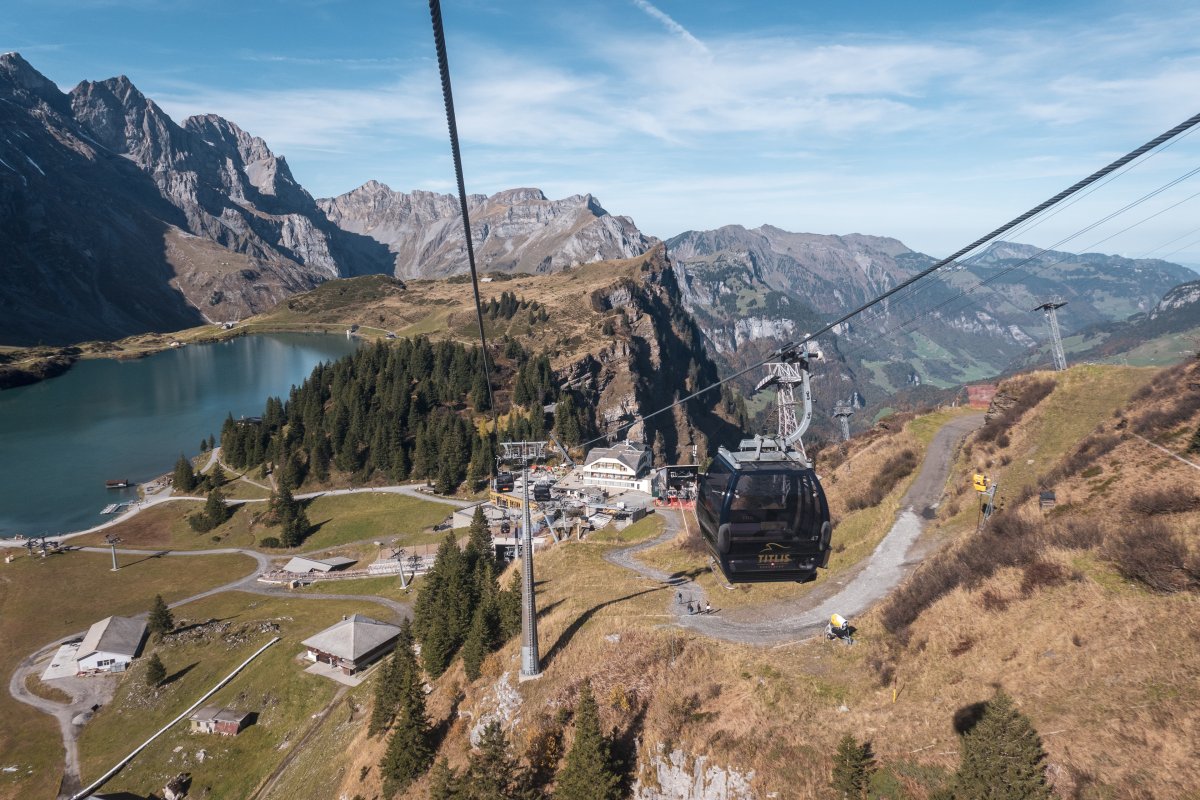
0;323;368;391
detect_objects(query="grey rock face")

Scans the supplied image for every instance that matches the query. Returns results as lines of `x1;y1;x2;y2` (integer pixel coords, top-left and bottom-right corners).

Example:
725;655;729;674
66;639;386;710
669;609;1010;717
632;746;756;800
0;53;394;343
318;182;655;279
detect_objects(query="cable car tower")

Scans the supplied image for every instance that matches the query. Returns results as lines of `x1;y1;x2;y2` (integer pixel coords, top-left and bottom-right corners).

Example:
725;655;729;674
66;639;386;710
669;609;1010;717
751;343;819;464
498;440;547;679
833;401;854;442
1033;300;1068;371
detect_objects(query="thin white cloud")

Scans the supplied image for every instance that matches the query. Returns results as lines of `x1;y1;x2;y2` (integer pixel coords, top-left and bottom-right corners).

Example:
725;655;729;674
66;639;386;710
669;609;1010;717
629;0;708;54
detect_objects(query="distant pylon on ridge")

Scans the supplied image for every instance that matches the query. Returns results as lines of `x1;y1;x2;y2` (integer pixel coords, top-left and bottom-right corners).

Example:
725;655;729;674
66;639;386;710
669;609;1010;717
1033;300;1068;371
833;401;854;442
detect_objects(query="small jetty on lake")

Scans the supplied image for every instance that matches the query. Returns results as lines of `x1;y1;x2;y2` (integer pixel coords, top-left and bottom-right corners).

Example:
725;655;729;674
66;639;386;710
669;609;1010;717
100;502;132;515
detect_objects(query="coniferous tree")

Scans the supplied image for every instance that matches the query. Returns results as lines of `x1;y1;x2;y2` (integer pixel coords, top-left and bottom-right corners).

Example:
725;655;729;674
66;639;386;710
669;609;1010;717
147;594;174;637
954;691;1052;800
554;681;621;800
830;734;875;799
173;454;196;493
379;625;433;797
369;620;416;737
204;488;229;528
144;652;166;687
415;534;470;677
465;507;493;573
1189;424;1200;454
205;462;227;491
428;758;460;800
498;570;523;642
461;588;500;681
463;721;522;800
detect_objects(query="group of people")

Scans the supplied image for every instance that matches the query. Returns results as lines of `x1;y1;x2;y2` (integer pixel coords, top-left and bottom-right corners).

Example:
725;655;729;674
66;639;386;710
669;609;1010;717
676;591;712;615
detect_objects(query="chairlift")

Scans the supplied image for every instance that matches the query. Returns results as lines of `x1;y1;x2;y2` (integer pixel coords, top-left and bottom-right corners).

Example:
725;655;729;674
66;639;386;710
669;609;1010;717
697;346;833;583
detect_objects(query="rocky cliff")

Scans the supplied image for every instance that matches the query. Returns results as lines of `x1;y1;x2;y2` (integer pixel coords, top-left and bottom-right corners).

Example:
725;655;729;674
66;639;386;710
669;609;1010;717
0;52;393;344
666;224;1196;430
318;182;655;278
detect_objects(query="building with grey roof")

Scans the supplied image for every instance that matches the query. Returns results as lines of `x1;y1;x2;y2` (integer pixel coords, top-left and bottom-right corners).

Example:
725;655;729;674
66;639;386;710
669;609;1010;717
300;614;401;675
282;555;357;574
76;615;147;674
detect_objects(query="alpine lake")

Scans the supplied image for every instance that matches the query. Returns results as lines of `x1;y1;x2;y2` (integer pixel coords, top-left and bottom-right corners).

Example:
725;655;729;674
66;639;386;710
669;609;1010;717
0;333;361;537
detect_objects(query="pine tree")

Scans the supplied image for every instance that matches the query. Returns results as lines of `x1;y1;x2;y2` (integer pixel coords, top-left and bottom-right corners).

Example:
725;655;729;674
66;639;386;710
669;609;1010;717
554;681;621;800
1189;424;1200;454
368;622;416;737
461;590;500;681
462;721;522;800
428;758;460;800
147;594;173;637
954;690;1052;800
203;488;229;529
206;462;226;491
144;652;166;687
465;507;493;573
498;570;523;642
830;734;874;799
379;629;433;797
173;454;196;493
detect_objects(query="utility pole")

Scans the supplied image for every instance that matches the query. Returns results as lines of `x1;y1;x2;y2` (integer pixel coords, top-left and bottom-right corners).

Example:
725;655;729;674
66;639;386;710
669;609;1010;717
1033;300;1068;371
833;401;854;442
500;440;547;680
105;534;122;571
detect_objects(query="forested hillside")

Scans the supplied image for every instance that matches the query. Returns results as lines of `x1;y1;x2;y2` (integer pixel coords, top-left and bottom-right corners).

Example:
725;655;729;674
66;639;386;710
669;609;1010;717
219;338;594;494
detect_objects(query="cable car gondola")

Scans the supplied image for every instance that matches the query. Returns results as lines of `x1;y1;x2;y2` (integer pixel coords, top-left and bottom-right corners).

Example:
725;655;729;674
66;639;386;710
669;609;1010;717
493;471;515;493
532;482;553;503
697;347;832;583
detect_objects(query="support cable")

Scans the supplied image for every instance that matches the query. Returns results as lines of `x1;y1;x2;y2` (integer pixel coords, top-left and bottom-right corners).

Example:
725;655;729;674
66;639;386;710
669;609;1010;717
428;0;496;425
579;110;1200;449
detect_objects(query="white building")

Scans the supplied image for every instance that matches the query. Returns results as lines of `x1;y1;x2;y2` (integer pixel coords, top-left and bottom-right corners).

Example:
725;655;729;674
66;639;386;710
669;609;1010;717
578;440;653;493
76;616;147;674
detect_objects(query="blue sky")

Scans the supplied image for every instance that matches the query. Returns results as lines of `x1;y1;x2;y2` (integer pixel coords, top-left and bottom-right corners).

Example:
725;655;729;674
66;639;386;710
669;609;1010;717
6;0;1200;265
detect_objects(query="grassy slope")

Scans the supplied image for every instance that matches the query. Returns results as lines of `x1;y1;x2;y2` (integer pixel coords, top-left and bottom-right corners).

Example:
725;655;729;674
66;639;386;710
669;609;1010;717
79;591;402;799
0;550;254;800
73;493;450;554
265;365;1200;800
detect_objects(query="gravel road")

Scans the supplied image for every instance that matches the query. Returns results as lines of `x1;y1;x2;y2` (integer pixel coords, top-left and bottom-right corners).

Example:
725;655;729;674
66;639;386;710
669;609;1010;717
605;414;984;645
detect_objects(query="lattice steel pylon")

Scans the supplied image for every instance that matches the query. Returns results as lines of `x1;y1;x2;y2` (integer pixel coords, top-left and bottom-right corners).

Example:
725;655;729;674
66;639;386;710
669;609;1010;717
1033;300;1068;371
499;440;547;679
833;401;854;442
752;344;818;464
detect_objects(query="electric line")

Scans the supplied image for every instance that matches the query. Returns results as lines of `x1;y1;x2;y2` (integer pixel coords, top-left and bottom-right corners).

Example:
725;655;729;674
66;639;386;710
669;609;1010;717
579;110;1200;450
428;0;496;425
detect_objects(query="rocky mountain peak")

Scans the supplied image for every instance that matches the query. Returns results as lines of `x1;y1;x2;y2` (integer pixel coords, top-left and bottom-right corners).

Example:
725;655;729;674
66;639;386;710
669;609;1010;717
0;52;70;112
491;187;547;204
69;75;185;165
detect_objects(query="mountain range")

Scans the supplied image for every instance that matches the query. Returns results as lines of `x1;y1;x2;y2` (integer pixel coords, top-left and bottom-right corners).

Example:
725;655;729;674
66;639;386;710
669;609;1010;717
2;51;1198;420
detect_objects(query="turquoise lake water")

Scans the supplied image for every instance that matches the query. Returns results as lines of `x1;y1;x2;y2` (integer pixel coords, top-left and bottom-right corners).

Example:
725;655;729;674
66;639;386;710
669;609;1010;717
0;333;360;537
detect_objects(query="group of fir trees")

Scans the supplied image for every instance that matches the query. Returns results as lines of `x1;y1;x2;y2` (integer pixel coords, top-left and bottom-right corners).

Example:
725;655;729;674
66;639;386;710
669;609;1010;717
268;480;312;547
831;690;1051;800
423;681;621;800
483;291;548;324
372;620;435;797
219;338;558;493
413;509;519;680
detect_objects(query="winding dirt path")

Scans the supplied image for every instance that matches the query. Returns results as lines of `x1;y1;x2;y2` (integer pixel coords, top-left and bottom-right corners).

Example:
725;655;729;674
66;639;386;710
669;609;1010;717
605;414;983;645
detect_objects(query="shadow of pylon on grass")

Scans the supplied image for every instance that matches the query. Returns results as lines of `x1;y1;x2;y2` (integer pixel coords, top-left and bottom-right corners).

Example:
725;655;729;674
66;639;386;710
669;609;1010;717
542;586;665;669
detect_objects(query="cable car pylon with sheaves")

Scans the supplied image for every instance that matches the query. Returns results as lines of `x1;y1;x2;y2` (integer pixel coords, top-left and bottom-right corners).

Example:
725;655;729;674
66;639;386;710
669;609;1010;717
697;343;833;583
